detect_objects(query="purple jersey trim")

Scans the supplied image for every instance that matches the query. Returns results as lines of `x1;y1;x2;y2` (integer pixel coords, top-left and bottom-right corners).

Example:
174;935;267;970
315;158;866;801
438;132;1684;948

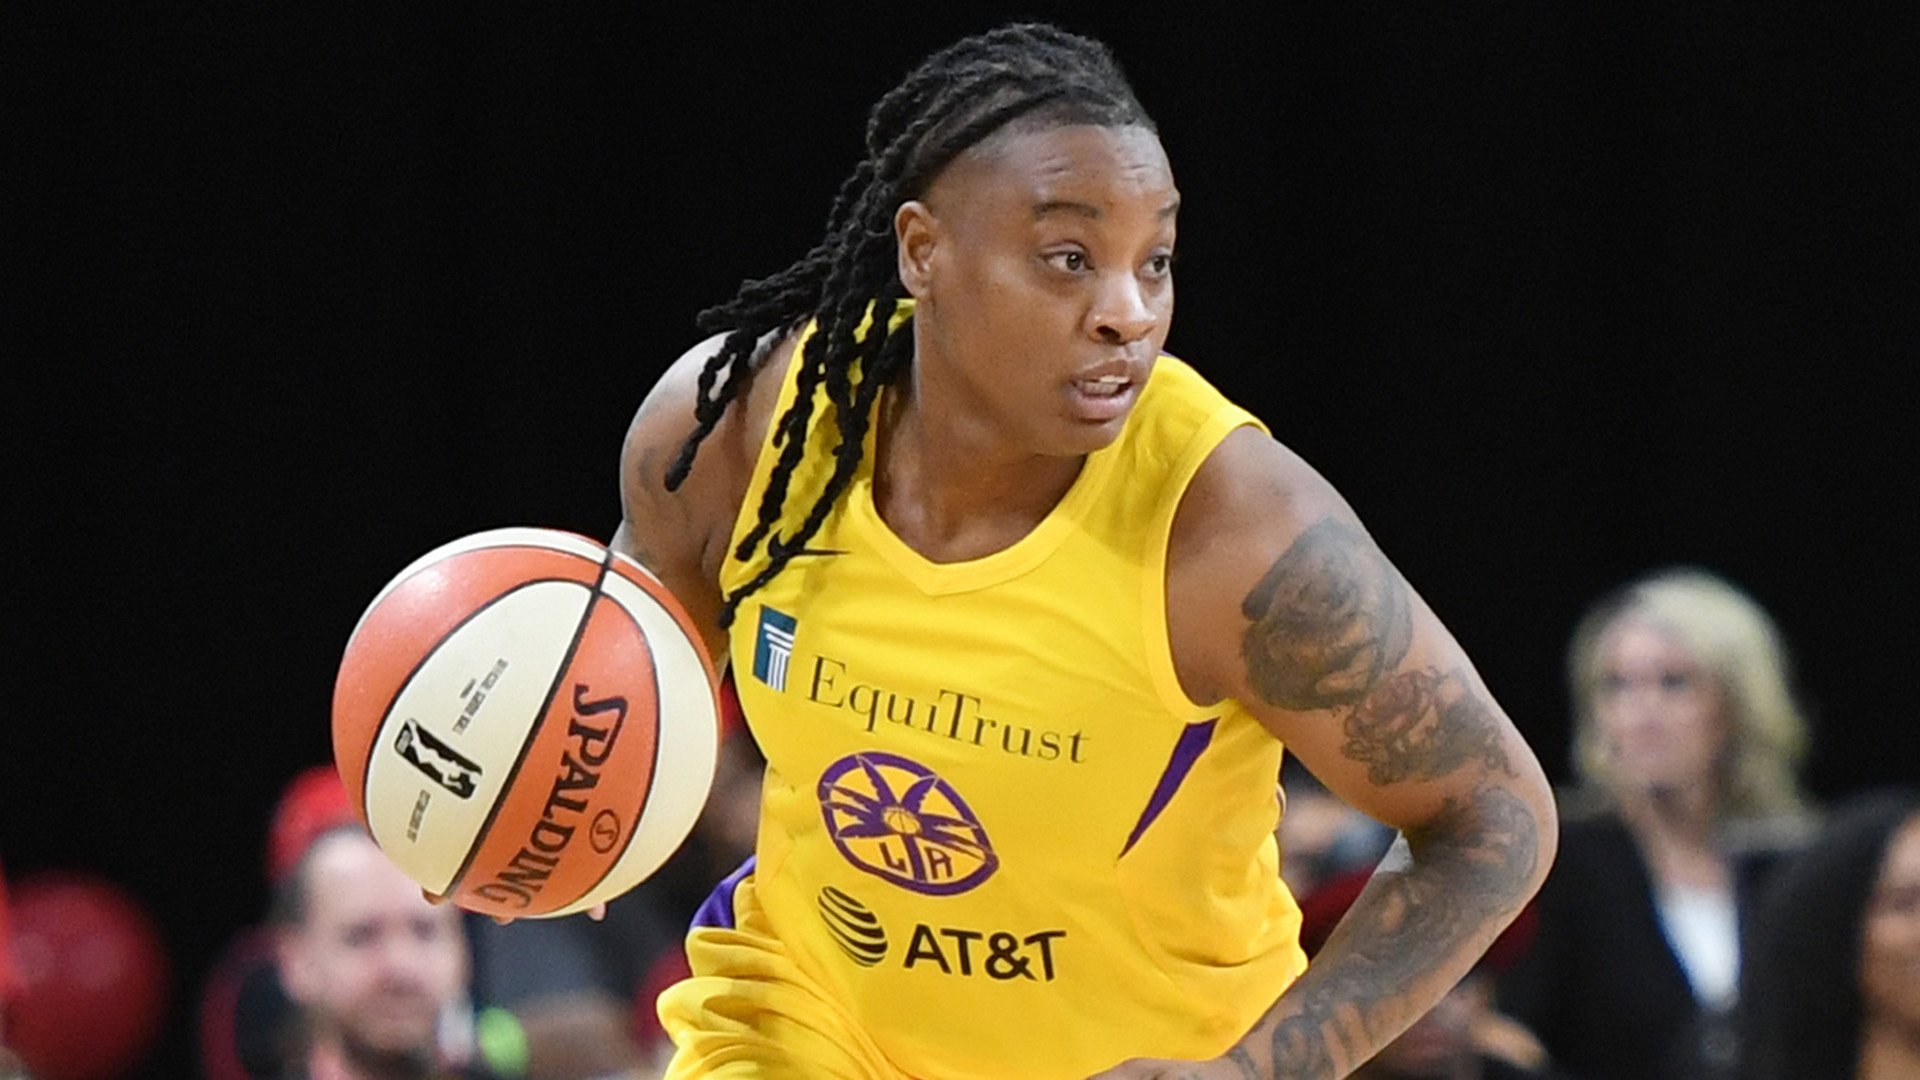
1121;719;1218;856
690;855;757;931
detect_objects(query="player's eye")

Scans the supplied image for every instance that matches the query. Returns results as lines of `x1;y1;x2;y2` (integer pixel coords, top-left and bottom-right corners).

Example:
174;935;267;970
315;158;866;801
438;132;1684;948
1046;250;1089;273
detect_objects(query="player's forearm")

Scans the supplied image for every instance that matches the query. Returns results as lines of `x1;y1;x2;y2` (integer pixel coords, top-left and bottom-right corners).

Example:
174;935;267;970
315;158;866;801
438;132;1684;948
1229;782;1552;1080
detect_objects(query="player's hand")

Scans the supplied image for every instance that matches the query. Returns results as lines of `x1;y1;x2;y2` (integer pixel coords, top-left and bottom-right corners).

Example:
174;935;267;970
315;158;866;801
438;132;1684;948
420;889;607;923
483;901;609;926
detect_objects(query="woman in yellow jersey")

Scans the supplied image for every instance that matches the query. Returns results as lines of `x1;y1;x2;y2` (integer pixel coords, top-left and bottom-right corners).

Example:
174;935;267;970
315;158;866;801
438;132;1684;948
610;23;1558;1080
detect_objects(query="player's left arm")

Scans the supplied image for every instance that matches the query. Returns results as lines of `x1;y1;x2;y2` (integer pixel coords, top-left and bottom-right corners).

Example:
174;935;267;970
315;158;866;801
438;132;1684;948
1096;425;1559;1080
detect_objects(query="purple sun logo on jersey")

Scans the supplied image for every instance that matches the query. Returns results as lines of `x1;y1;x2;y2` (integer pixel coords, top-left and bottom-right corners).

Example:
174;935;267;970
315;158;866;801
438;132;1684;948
817;751;998;896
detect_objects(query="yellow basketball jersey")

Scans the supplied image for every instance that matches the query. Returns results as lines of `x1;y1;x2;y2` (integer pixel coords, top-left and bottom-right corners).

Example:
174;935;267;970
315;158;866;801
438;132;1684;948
719;313;1307;1079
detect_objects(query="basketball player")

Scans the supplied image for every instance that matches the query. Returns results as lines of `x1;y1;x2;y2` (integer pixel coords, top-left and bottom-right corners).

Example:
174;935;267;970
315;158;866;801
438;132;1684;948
610;23;1558;1080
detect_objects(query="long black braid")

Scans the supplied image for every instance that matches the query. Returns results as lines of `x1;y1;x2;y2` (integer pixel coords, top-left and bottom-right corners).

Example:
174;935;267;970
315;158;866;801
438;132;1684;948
664;23;1156;627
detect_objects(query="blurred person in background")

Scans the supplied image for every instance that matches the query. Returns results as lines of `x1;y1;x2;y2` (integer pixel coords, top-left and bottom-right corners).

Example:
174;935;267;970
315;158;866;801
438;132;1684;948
0;861;170;1080
1499;567;1818;1080
273;824;514;1080
200;766;368;1080
204;768;528;1080
1300;868;1566;1080
1738;786;1920;1080
1276;755;1396;900
1;852;24;1080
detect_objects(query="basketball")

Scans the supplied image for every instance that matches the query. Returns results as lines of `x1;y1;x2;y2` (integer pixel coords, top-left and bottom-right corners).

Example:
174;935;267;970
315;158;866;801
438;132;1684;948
331;526;721;918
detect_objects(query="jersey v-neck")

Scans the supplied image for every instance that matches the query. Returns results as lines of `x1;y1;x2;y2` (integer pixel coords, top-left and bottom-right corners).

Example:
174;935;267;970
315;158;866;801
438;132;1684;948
846;419;1123;596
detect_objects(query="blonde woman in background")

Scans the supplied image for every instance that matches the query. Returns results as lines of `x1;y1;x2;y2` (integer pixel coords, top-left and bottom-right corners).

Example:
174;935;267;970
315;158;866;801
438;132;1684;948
1498;568;1817;1080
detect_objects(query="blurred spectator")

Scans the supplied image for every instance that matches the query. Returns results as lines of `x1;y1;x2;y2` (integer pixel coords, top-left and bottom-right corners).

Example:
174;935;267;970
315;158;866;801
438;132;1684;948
1;852;22;1080
201;765;366;1080
1500;568;1817;1080
1276;754;1396;899
201;767;527;1080
1;869;170;1080
468;674;763;1080
273;824;510;1080
1738;786;1920;1080
1300;868;1566;1079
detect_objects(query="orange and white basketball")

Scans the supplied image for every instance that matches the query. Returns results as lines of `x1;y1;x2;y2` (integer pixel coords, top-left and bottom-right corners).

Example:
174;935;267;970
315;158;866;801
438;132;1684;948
331;527;720;918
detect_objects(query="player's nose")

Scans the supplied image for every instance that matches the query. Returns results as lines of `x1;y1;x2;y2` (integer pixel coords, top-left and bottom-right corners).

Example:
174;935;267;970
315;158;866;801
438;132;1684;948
1089;271;1158;345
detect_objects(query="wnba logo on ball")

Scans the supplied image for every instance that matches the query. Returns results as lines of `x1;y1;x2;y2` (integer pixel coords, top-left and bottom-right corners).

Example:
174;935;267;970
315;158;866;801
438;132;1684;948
817;751;997;896
395;719;482;799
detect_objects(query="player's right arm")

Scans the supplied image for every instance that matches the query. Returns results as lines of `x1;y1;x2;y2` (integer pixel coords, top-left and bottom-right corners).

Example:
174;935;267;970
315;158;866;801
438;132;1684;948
612;331;793;669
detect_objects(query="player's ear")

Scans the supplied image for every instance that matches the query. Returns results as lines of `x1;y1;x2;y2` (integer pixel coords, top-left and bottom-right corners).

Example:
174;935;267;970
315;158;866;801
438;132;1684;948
895;200;937;298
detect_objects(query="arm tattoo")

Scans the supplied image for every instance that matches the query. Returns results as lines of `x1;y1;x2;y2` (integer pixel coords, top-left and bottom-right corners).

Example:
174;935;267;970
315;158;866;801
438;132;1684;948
1240;518;1511;785
1240;519;1413;710
1342;667;1515;784
1236;519;1542;1077
1265;786;1541;1079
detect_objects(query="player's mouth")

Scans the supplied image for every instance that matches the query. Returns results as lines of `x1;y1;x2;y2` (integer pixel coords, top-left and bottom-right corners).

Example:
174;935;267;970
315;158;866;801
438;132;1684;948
1066;372;1138;422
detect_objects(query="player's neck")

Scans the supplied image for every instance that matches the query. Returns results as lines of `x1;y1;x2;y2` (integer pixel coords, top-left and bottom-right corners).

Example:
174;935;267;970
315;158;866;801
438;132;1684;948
873;382;1083;562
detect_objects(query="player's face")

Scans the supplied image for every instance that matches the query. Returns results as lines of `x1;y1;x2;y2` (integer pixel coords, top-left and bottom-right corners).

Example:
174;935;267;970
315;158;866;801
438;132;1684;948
1861;814;1920;1032
279;834;467;1062
1592;618;1728;796
899;122;1177;457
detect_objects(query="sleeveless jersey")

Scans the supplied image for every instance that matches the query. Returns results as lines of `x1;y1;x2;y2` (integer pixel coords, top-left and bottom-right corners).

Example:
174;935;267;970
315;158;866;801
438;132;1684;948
720;314;1307;1079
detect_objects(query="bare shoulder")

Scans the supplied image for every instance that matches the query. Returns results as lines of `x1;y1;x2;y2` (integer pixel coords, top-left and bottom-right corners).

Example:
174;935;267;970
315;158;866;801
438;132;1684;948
1165;425;1366;706
615;329;798;660
1167;426;1552;842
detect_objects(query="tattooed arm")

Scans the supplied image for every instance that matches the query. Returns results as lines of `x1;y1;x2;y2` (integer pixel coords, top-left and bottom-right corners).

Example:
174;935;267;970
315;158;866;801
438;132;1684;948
1093;427;1558;1080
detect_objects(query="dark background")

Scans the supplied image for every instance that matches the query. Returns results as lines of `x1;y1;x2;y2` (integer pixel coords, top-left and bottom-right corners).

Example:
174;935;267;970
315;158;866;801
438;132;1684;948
6;4;1915;1077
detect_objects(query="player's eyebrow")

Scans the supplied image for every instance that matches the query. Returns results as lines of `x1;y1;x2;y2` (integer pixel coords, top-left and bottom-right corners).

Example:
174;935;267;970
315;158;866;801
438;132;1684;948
1034;199;1101;220
1032;197;1181;220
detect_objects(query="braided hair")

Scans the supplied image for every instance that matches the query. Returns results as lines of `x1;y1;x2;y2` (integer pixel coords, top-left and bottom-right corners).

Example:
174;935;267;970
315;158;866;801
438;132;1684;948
663;23;1156;627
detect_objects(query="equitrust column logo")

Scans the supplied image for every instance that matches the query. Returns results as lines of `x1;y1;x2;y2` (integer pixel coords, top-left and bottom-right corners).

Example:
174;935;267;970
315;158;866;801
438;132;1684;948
752;605;797;691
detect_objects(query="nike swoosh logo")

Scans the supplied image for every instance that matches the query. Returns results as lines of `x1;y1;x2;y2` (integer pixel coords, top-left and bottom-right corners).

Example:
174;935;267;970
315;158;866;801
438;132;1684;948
787;547;847;558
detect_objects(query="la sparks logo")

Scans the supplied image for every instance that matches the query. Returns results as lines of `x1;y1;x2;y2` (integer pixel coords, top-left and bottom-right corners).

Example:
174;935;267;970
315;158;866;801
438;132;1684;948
817;751;998;896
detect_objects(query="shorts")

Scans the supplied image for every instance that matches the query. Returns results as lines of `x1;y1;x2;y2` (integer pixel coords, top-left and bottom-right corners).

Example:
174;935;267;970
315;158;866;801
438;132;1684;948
657;865;910;1080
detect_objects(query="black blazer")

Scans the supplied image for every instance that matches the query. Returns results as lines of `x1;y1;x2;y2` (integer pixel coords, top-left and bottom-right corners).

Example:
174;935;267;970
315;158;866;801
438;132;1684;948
1496;811;1797;1080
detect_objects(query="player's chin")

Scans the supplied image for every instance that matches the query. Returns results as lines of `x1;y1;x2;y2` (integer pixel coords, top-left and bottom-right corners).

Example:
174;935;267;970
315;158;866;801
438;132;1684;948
1044;402;1135;454
1055;414;1130;456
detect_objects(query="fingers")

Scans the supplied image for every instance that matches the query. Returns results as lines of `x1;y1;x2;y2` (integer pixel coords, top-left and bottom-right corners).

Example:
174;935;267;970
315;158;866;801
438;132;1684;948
418;891;601;925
